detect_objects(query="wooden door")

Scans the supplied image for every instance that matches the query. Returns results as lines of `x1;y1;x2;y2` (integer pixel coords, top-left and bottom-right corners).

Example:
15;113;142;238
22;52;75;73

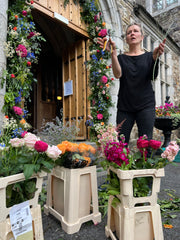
63;40;88;140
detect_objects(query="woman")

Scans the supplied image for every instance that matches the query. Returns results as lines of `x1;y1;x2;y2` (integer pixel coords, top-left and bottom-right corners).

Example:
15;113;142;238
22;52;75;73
97;23;166;144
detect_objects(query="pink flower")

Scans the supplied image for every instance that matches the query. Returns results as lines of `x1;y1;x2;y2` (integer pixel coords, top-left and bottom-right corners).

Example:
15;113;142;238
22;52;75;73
16;44;27;57
98;29;107;37
149;140;161;150
137;137;149;149
97;113;103;120
24;133;40;148
21;131;28;138
161;141;179;162
34;141;48;152
10;138;24;147
22;10;27;16
27;32;35;39
13;106;23;115
101;76;108;84
46;146;62;160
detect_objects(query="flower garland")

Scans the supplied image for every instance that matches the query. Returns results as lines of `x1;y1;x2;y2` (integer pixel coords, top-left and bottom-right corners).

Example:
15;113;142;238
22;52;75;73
0;0;45;122
71;0;114;139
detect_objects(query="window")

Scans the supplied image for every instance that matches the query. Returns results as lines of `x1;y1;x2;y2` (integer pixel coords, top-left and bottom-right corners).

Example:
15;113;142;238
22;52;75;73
153;0;163;11
166;0;178;6
143;35;148;49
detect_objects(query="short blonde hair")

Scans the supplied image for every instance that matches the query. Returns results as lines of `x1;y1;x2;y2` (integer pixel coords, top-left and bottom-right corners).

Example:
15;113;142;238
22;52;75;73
126;22;144;36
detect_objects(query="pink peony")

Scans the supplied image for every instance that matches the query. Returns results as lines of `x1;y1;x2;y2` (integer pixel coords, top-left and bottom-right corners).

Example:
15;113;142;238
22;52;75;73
149;140;161;150
16;44;27;58
97;113;103;120
13;106;23;115
101;76;108;84
98;29;107;37
46;146;62;160
10;138;24;147
34;141;48;152
24;133;40;148
137;138;149;149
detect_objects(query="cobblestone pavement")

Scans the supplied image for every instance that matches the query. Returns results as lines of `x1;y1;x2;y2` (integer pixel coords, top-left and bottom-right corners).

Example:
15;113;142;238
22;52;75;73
42;163;180;240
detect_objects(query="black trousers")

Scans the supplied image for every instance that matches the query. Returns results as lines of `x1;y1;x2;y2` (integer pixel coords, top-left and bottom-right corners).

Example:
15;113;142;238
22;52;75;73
116;108;155;144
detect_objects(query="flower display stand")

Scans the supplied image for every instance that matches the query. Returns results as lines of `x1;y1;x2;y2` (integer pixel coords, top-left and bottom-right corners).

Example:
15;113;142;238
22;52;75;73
0;204;43;240
44;165;101;234
0;171;46;239
105;167;165;240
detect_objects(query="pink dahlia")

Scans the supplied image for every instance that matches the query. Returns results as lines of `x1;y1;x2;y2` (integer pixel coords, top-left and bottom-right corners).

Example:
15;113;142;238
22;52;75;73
98;29;107;37
97;113;103;120
101;76;108;84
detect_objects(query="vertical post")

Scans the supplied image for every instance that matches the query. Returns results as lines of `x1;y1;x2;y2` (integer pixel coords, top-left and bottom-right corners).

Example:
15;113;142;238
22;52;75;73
0;0;8;129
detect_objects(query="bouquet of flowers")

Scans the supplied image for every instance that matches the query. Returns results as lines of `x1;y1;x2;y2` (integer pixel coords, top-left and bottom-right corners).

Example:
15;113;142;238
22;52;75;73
0;132;61;179
156;102;180;117
56;141;97;168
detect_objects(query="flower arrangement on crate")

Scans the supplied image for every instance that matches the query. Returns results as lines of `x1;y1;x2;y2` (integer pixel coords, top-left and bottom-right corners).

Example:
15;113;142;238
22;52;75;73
98;124;179;206
0;131;61;207
56;141;97;168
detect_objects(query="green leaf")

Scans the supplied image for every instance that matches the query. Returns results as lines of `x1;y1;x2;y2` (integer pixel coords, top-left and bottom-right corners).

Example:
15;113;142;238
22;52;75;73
23;164;35;180
41;160;54;170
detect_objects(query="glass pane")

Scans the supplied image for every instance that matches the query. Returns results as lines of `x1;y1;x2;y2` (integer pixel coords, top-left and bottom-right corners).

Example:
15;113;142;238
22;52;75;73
166;0;178;6
153;0;163;11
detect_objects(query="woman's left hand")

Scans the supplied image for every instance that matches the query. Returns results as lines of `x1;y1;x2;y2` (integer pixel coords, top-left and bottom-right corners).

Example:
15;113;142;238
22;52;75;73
153;39;166;60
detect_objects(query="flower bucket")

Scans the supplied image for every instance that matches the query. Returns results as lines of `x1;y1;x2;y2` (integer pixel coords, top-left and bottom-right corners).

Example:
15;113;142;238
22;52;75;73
44;165;101;234
0;171;46;240
105;167;165;240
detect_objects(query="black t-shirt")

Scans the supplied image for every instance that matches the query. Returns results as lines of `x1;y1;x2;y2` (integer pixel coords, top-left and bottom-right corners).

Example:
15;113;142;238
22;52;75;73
117;52;158;112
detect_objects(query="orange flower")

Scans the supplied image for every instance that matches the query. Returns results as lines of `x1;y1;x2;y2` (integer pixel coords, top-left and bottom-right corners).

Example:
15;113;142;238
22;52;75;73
163;224;173;229
15;15;18;20
106;66;109;69
13;27;17;31
57;143;66;154
78;143;89;153
101;122;104;126
4;115;9;119
106;84;109;88
20;119;26;124
102;22;106;26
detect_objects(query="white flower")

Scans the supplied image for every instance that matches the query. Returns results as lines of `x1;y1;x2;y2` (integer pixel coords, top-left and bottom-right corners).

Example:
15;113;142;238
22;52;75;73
46;145;62;160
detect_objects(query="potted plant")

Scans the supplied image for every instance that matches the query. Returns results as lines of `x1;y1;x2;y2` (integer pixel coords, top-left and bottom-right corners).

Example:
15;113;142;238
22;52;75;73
44;141;101;234
155;99;180;147
97;126;179;240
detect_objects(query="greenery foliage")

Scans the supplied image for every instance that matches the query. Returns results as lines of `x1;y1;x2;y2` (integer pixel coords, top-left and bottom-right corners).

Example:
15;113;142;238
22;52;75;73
0;0;45;119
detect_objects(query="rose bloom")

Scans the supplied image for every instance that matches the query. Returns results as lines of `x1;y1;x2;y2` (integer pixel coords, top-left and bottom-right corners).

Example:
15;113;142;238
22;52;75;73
101;76;108;84
10;138;24;147
137;139;149;149
22;10;27;16
13;106;23;115
149;140;161;150
27;61;31;66
34;141;48;152
24;133;40;148
46;145;62;160
97;113;103;120
21;131;28;138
